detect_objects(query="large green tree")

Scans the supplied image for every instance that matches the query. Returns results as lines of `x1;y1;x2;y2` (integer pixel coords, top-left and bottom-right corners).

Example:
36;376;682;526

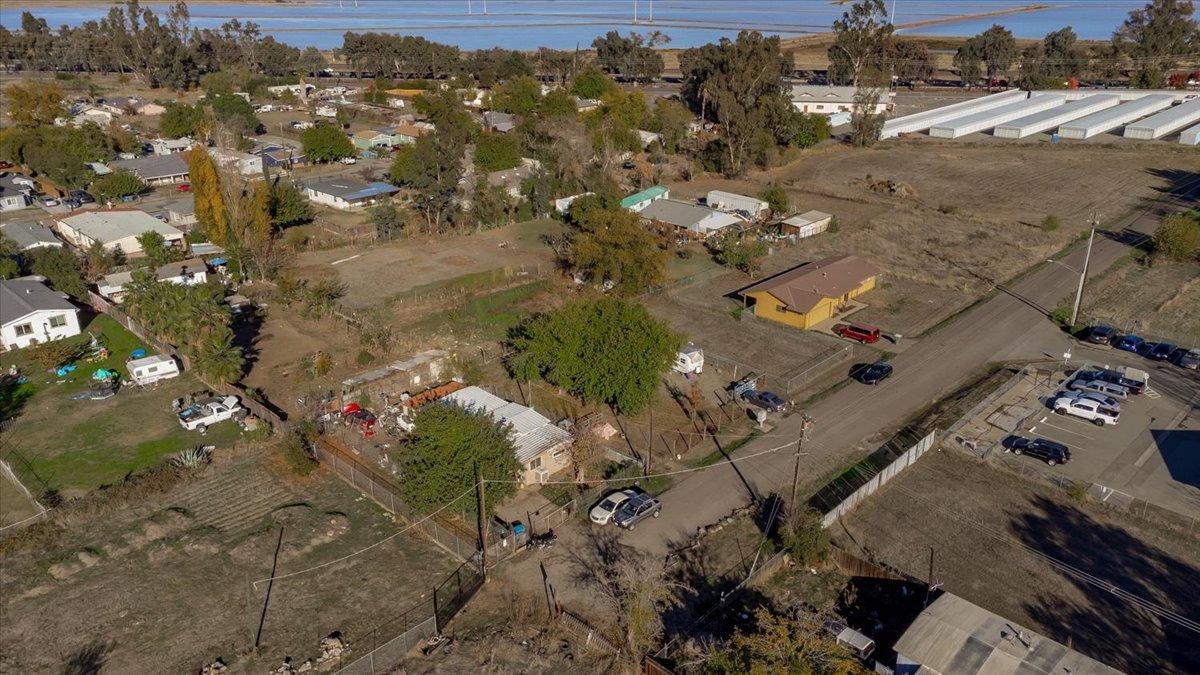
680;31;797;176
1114;0;1200;88
90;170;146;203
474;132;522;172
827;0;894;86
509;298;679;415
159;102;206;139
400;403;521;511
568;204;666;295
29;246;87;300
592;31;665;83
299;122;354;163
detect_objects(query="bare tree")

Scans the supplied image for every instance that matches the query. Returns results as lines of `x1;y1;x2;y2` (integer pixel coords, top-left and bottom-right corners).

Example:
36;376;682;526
570;529;690;667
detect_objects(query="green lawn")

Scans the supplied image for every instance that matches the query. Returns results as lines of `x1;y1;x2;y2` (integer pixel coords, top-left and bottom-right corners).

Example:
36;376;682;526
2;316;248;496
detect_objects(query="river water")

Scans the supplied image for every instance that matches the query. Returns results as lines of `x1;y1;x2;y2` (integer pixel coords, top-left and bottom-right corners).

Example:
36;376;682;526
0;1;1145;50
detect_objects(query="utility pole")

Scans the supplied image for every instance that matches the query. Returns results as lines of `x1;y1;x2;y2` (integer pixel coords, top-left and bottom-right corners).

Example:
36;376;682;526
633;0;638;23
924;546;935;607
789;414;814;513
475;464;488;582
648;0;654;22
1069;213;1099;328
646;407;654;475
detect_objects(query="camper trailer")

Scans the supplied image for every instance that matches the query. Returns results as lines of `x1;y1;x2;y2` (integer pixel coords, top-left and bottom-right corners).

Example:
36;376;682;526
673;343;705;375
127;354;180;386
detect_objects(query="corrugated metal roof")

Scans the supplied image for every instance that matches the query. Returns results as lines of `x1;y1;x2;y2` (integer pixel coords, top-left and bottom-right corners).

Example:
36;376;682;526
441;386;570;464
895;593;1122;675
58;209;183;245
620;185;668;208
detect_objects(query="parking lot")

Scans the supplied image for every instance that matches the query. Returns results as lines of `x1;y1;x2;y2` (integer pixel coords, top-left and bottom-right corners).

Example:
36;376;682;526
963;349;1199;521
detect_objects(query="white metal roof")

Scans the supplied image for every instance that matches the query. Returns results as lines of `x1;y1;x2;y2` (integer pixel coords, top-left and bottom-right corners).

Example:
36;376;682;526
881;89;1026;138
127;354;175;370
441;386;570;464
929;93;1065;139
1123;97;1200;139
1180;123;1200;146
783;210;832;226
993;95;1121;139
1058;94;1175;139
58;210;183;244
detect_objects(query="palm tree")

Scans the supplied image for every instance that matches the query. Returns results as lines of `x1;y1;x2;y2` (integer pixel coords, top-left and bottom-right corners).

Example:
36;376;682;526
190;331;243;384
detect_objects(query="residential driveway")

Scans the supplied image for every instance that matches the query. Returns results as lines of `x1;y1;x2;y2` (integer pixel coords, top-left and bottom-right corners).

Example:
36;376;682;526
621;176;1200;555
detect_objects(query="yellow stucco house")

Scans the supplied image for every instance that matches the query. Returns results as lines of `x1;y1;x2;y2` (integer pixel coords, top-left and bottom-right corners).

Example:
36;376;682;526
741;255;880;330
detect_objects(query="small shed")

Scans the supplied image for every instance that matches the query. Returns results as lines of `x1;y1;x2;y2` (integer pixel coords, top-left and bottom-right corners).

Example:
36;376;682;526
780;210;832;239
127;354;180;386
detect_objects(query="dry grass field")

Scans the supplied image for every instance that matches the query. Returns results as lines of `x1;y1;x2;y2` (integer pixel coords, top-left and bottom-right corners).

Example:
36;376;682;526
1080;257;1200;345
0;447;460;673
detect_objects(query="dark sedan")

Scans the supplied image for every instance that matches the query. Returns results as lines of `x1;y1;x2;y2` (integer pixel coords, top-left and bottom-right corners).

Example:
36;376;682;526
1115;335;1144;352
851;362;894;385
1144;342;1175;361
742;390;788;412
1084;325;1117;345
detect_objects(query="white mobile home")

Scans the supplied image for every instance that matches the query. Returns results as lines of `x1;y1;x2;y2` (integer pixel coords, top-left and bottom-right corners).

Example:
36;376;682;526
127;354;181;386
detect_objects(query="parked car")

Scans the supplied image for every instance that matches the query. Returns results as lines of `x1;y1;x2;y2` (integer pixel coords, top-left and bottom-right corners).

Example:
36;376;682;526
1084;325;1118;345
613;493;662;530
178;395;244;432
1076;391;1121;410
176;183;191;192
1144;342;1175;361
1068;378;1130;400
69;190;95;204
41;197;59;207
61;197;81;209
339;156;357;164
832;323;881;344
1006;436;1071;466
851;362;893;385
1115;335;1144;352
1051;391;1119;426
590;489;636;525
1090;367;1147;395
741;389;788;412
1169;347;1199;370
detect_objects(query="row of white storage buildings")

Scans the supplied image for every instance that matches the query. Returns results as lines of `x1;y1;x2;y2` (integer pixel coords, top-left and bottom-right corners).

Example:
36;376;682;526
882;89;1200;144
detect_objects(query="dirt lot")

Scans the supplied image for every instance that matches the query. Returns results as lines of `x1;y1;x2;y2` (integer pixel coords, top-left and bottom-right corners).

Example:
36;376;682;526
0;446;460;673
672;141;1200;339
1079;256;1200;345
832;449;1200;674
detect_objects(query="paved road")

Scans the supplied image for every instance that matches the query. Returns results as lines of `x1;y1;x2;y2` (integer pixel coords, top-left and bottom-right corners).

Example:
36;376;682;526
624;174;1200;555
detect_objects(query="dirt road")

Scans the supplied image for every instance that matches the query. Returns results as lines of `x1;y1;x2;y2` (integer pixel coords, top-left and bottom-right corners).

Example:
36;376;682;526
623;173;1200;555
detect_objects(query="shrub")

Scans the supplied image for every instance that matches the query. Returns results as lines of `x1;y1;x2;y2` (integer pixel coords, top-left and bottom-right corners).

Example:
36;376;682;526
1152;213;1199;261
937;203;960;215
279;432;317;477
781;508;829;567
355;349;375;365
1041;215;1060;232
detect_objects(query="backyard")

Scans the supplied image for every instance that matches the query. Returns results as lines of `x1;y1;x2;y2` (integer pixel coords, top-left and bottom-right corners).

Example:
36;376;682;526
0;315;245;499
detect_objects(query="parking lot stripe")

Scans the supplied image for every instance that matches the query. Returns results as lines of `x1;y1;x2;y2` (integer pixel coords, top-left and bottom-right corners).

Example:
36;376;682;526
1036;420;1097;440
1133;444;1157;468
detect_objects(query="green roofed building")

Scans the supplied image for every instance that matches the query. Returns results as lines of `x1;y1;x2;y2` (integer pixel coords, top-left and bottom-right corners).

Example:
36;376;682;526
620;185;669;212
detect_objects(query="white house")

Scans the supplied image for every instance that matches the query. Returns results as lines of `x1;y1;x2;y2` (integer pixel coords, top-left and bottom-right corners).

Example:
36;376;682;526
640;199;743;237
0;277;81;351
440;386;572;485
0;173;37;211
1;221;62;251
299;176;399;210
315;105;338;118
790;85;894;116
110;154;190;186
211;148;264;177
707;190;769;218
55;209;185;256
152;137;195;155
97;257;208;302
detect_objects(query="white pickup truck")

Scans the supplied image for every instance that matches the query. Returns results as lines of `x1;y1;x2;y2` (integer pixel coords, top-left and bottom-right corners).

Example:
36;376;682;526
1051;391;1119;426
178;395;245;432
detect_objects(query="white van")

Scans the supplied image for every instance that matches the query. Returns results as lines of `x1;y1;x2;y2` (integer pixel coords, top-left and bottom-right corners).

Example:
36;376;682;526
127;354;181;386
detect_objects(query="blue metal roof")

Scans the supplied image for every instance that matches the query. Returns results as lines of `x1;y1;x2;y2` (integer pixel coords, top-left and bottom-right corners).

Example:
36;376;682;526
343;181;400;201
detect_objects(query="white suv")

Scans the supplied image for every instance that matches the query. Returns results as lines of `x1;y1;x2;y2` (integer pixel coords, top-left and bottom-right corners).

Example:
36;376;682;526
1051;392;1119;426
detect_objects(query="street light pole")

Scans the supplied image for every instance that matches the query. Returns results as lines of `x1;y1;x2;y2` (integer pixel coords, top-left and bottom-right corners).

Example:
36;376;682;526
789;414;814;514
1069;214;1099;328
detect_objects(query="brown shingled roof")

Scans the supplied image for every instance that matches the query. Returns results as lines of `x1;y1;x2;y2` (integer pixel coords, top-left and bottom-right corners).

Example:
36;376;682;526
741;254;879;313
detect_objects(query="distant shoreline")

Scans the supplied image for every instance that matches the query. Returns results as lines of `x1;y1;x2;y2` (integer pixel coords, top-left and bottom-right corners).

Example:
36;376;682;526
9;0;315;6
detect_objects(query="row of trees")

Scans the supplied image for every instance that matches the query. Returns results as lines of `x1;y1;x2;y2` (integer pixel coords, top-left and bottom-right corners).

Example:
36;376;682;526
0;1;327;89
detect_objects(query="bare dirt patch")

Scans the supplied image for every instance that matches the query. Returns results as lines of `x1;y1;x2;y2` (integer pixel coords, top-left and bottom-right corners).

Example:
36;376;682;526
831;449;1200;673
0;448;460;674
1080;257;1200;344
